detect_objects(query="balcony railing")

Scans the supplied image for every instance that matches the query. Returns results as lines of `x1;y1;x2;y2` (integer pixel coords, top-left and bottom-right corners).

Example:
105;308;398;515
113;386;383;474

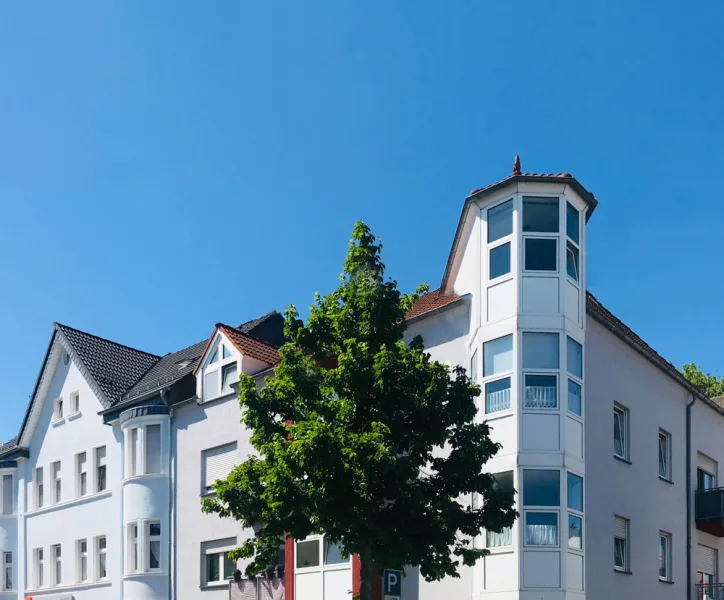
485;388;511;413
696;488;724;537
524;385;557;408
696;583;724;600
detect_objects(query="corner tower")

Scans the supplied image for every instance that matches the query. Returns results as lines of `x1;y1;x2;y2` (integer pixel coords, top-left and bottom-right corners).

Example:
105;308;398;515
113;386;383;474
442;157;597;600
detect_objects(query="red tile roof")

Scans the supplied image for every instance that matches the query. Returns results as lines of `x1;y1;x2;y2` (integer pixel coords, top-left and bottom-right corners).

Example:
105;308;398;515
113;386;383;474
218;324;280;366
406;288;460;320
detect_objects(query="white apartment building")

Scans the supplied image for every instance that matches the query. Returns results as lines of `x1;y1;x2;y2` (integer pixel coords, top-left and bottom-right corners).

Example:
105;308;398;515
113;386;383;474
1;158;723;600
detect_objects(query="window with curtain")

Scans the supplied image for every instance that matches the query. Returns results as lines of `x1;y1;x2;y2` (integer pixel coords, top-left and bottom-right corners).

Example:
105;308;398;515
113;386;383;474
486;471;514;548
525;512;558;546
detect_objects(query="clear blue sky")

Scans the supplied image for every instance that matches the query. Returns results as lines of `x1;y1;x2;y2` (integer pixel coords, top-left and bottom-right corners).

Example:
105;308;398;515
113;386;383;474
1;2;723;441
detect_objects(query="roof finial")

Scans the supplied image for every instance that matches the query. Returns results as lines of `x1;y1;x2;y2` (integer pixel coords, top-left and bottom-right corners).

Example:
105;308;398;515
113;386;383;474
512;155;521;175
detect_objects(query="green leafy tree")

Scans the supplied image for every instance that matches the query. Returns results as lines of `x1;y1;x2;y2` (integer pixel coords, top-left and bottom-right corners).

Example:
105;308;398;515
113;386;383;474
681;362;724;398
202;221;517;600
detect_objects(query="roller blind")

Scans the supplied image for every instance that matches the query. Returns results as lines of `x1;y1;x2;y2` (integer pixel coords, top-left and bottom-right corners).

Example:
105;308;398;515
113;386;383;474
698;544;717;575
97;446;106;468
204;443;238;491
699;454;717;479
614;516;628;539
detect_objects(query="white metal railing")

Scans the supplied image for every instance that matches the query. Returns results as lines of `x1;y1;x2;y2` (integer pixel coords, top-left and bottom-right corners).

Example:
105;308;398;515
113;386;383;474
524;386;557;408
486;388;511;413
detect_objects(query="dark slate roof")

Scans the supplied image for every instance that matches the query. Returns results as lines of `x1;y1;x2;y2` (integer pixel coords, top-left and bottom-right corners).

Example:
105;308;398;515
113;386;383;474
122;339;207;402
237;311;285;347
0;438;18;455
56;323;161;406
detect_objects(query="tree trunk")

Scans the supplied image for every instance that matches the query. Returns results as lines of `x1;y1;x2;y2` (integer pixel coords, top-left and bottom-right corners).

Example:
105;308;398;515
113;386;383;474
358;545;373;600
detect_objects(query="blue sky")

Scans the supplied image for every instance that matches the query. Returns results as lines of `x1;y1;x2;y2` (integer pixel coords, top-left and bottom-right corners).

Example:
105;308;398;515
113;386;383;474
1;1;723;441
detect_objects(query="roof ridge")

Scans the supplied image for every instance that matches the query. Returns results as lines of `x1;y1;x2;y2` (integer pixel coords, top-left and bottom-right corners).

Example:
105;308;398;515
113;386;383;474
217;322;282;351
54;322;161;360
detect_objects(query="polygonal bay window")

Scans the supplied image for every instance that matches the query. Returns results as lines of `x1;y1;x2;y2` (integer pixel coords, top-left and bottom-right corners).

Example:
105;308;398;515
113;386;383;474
522;332;559;409
482;335;513;414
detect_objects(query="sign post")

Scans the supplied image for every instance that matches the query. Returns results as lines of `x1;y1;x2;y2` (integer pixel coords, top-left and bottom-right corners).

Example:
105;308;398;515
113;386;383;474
383;569;402;600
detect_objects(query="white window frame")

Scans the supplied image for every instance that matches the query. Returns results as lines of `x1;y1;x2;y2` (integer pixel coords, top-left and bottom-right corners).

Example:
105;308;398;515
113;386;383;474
35;467;44;509
294;534;351;574
614;515;630;572
522;331;560;411
95;446;107;493
201;539;238;586
482;334;514;415
125;423;165;478
34;547;44;588
52;461;61;504
148;521;161;572
659;429;672;482
77;539;88;583
2;552;11;591
95;536;107;581
53;397;64;422
76;452;87;497
659;531;672;582
70;390;80;415
127;522;139;574
51;544;61;587
614;404;630;461
202;339;239;401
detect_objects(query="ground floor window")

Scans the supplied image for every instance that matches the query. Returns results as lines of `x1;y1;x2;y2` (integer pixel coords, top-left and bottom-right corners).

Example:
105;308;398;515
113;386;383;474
202;538;237;586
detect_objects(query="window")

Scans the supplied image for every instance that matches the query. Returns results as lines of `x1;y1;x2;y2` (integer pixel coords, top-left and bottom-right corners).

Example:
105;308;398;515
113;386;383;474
567;337;583;379
221;363;238;396
524;374;557;409
35;467;44;509
77;539;88;582
96;536;107;580
209;348;219;364
566;202;580;244
523;470;560;506
146;425;161;474
523;332;559;369
659;532;671;581
96;446;107;492
204;370;220;399
148;522;161;570
70;391;80;414
296;539;320;568
566;242;580;282
54;397;63;421
486;472;514;548
77;452;87;497
52;544;61;586
568;380;582;416
130;428;139;476
483;335;513;413
52;461;61;504
489;243;511;280
2;553;11;591
523;197;559;233
2;474;12;515
222;345;232;359
525;512;558;546
698;468;716;491
524;238;557;272
568;514;582;550
567;473;583;512
203;443;238;493
614;405;629;461
128;523;139;573
324;539;347;565
202;539;237;585
659;430;672;481
488;199;513;243
34;548;44;588
295;536;350;570
614;516;629;571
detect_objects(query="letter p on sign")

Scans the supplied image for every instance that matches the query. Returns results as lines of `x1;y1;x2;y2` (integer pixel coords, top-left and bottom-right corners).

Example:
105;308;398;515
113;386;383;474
383;569;402;600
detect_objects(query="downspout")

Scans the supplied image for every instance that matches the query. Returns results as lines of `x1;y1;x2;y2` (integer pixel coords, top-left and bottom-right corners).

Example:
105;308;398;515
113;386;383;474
687;392;697;600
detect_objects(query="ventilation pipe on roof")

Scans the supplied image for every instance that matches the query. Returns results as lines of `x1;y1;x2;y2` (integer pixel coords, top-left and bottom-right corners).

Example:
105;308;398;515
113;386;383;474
687;392;697;600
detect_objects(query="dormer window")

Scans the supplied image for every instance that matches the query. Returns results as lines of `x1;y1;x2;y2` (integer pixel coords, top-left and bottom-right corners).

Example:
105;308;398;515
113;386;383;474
202;343;238;401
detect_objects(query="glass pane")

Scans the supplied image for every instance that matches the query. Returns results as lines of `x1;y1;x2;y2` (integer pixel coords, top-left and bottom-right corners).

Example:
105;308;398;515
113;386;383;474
524;238;557;271
222;363;238;394
149;541;160;569
296;540;320;568
483;335;513;377
523;197;559;233
204;369;220;399
566;242;579;282
2;475;12;515
485;377;511;413
698;469;715;491
567;337;583;379
493;471;514;496
206;554;220;582
99;553;106;578
489;243;511;279
98;465;107;492
81;556;87;581
470;350;478;383
146;425;161;474
525;512;558;545
149;522;161;537
524;374;557;408
488;200;513;243
614;410;625;458
659;536;668;578
522;332;559;369
568;380;582;416
567;202;580;243
567;473;583;511
523;470;560;506
614;538;626;568
223;552;237;579
568;514;582;550
486;527;512;547
222;345;232;359
209;348;219;364
659;434;669;478
324;540;347;565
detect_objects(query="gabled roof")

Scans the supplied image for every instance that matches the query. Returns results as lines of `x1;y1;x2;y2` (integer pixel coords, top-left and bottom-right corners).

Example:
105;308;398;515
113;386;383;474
56;323;161;405
406;288;462;321
217;324;280;366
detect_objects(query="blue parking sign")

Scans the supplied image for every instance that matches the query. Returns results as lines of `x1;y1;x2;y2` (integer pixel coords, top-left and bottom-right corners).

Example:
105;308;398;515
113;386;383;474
383;569;402;597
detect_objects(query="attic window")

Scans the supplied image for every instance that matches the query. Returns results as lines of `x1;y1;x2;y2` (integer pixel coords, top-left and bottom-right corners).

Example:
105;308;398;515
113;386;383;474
222;345;232;359
202;342;237;401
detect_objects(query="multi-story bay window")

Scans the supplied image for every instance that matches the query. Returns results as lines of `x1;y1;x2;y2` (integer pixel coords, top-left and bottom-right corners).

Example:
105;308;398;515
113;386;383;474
125;422;166;478
482;335;513;413
522;196;559;273
487;199;513;282
522;332;559;409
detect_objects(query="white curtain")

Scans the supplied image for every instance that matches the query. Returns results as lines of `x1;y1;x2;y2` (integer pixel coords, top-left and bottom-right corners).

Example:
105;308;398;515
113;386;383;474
525;523;558;546
486;527;512;548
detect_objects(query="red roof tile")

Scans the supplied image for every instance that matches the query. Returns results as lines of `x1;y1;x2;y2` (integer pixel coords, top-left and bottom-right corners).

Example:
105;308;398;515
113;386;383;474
218;324;280;366
406;289;460;320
